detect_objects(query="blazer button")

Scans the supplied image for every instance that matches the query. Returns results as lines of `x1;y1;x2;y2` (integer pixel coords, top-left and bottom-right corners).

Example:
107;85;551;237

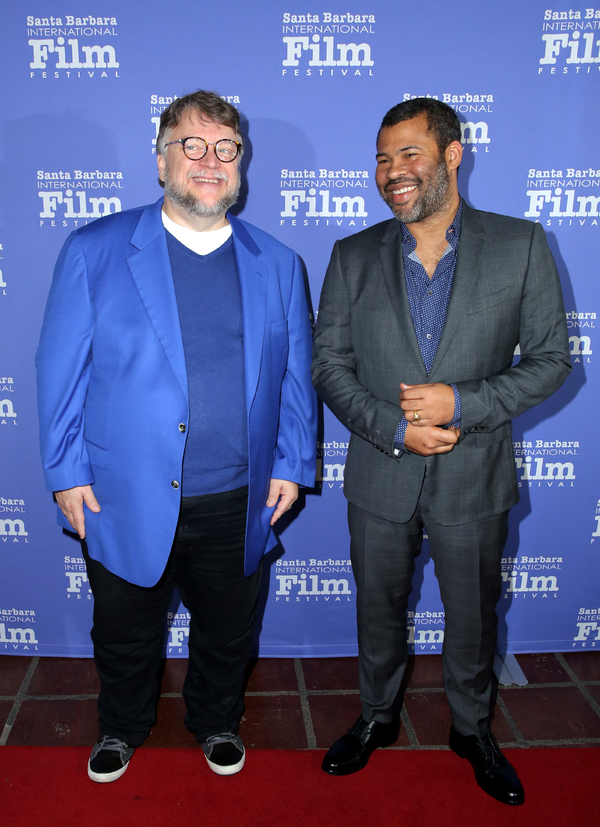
179;423;186;432
171;481;179;489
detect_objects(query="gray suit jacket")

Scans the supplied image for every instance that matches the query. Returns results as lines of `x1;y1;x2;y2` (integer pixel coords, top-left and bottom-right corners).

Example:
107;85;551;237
312;203;571;526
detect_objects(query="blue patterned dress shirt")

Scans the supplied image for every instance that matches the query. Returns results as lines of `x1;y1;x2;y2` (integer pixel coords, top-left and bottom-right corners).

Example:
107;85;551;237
393;201;463;453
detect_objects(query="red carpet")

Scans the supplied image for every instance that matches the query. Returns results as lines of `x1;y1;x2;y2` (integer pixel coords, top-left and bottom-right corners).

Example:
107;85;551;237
1;746;596;826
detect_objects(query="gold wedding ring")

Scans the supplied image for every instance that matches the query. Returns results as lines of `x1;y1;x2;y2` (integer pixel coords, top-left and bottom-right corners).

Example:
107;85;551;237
413;410;419;422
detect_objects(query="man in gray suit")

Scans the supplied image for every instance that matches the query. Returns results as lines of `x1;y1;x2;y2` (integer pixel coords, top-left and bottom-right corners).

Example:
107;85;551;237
312;98;571;805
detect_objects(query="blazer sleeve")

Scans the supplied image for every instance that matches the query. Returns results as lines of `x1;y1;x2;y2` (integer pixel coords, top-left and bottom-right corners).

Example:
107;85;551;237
455;222;571;434
35;232;95;492
312;240;402;455
271;251;318;487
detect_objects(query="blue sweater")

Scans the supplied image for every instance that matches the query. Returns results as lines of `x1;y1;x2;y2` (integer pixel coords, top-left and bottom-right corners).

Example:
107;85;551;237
167;231;248;496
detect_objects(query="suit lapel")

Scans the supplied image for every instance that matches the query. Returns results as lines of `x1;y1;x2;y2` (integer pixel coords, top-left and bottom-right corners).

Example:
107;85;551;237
229;215;268;411
428;203;485;380
378;220;429;372
128;199;188;400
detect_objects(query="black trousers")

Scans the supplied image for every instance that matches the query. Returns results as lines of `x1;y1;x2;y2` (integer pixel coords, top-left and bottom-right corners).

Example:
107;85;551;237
349;474;509;739
82;486;262;747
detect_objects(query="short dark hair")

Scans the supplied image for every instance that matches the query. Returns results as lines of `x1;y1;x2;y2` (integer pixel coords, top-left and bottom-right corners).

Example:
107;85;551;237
156;90;241;157
378;98;461;156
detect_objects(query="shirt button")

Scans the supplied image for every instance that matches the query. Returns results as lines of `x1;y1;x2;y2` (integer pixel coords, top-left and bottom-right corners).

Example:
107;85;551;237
171;481;179;489
179;423;186;432
426;334;432;339
427;291;433;296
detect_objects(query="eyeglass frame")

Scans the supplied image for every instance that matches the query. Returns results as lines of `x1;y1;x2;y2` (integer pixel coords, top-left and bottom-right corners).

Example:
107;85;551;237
163;136;243;163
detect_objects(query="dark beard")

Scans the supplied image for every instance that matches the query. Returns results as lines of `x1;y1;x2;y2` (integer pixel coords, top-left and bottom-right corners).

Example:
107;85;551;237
383;158;452;224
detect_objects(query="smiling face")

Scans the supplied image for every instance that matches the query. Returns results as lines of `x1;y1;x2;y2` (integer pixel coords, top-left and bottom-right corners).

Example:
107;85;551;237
157;109;241;230
375;113;460;225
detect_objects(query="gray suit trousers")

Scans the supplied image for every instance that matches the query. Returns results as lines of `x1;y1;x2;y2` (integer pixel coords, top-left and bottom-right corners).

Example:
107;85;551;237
349;472;508;738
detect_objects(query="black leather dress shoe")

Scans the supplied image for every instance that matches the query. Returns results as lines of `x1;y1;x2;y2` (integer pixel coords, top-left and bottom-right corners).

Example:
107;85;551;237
322;716;400;775
449;726;525;806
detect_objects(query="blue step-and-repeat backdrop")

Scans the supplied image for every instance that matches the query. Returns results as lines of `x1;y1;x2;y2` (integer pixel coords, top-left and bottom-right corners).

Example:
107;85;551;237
1;1;599;659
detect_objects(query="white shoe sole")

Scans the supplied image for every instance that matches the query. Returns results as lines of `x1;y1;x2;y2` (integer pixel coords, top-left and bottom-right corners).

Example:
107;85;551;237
204;749;245;776
88;759;131;783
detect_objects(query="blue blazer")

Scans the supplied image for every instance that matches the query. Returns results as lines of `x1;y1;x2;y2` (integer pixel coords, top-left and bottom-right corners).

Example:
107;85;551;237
36;198;317;585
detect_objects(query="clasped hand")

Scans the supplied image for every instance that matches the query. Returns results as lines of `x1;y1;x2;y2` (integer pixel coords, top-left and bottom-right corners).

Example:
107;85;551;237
400;382;455;426
400;383;459;456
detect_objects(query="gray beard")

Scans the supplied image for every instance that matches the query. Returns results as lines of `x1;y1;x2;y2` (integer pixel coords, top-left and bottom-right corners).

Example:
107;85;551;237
163;170;240;219
384;159;452;224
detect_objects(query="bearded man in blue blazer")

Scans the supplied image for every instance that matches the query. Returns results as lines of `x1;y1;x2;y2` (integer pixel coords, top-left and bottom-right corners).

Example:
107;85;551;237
36;90;316;783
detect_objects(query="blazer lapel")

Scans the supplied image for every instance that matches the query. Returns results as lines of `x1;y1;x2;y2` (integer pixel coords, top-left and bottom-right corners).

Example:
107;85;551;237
428;203;485;380
128;199;188;401
229;215;268;412
378;220;429;372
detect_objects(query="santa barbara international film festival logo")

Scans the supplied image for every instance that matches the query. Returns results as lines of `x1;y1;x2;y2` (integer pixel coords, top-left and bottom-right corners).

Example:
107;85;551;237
280;166;370;228
592;496;600;543
513;436;578;489
407;611;446;652
501;555;561;601
0;375;18;427
167;611;190;653
64;555;91;600
0;496;28;544
573;607;600;647
537;7;600;76
0;608;38;651
402;92;494;156
275;557;353;603
566;309;595;364
315;440;347;487
525;165;600;227
281;11;375;78
27;14;119;79
149;93;241;154
37;167;123;227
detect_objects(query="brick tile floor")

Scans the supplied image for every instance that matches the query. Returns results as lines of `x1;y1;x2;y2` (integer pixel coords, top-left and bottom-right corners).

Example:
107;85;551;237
1;652;599;751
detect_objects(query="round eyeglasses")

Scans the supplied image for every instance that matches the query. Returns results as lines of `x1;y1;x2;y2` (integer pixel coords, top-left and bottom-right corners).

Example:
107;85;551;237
163;136;242;163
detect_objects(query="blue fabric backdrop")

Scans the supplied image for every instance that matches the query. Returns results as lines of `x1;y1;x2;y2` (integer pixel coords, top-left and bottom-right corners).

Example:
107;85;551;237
1;0;598;658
